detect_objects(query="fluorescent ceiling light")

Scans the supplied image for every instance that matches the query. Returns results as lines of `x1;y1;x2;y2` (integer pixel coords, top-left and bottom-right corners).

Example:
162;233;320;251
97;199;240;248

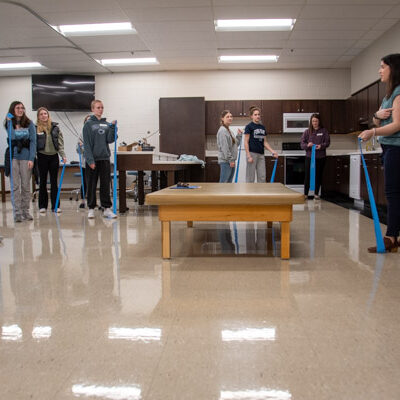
54;22;136;36
0;62;44;70
218;55;278;63
98;58;159;66
215;19;295;31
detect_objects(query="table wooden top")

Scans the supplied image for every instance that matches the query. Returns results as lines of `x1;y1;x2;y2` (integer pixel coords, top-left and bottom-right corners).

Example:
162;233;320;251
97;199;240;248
146;183;304;205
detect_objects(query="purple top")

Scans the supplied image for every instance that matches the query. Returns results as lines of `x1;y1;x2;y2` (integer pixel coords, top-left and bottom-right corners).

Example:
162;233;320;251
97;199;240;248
300;127;330;158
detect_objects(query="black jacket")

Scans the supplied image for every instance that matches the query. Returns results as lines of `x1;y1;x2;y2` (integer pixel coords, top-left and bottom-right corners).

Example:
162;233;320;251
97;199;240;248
36;122;61;152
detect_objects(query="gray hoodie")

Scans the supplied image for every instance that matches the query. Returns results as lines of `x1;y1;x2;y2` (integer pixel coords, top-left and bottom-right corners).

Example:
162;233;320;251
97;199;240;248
217;126;242;163
83;115;116;165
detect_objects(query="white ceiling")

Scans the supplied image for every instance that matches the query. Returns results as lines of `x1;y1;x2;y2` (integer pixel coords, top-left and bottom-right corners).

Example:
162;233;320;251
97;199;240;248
0;0;399;75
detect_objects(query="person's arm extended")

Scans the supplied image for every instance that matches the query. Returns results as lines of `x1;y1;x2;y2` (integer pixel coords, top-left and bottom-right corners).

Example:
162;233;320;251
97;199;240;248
264;138;278;158
106;121;117;143
83;123;95;168
359;98;400;141
244;134;252;162
28;122;36;162
58;130;67;162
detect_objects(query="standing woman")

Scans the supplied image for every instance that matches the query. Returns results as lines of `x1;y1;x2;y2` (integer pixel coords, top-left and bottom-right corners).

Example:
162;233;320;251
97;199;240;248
217;110;243;182
301;113;330;200
36;107;67;214
244;106;278;183
4;101;36;222
359;53;400;253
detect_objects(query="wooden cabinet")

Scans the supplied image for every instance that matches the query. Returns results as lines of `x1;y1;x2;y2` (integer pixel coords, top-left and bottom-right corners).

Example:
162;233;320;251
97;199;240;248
378;80;386;105
262;100;283;134
345;96;357;133
360;154;386;206
282;100;318;113
265;156;284;183
224;100;262;117
318;100;332;132
321;155;349;196
206;101;225;134
368;83;379;126
331;100;346;133
205;157;220;182
159;97;205;160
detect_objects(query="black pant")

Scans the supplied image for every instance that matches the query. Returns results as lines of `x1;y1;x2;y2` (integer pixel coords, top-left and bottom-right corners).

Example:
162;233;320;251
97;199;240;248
304;157;326;196
86;160;112;209
37;152;60;210
80;167;87;199
382;144;400;237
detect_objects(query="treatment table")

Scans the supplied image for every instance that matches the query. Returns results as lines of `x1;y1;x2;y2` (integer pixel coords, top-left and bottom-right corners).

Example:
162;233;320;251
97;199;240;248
146;182;304;259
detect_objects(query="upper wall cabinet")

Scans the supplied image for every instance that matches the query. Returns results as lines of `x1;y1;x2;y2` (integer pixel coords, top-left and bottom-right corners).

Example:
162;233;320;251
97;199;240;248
368;83;379;126
206;100;225;134
224;100;262;117
262;100;283;134
282;100;318;113
330;100;346;134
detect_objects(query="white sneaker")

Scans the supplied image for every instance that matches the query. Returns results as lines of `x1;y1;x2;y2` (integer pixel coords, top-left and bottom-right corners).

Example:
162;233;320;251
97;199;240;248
103;208;117;219
88;209;95;219
56;208;62;214
39;208;46;214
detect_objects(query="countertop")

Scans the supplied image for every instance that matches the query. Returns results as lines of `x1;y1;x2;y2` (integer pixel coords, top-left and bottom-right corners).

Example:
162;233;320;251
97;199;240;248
205;149;382;157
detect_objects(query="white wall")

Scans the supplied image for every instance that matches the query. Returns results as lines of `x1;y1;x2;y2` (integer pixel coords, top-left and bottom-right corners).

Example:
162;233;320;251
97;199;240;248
351;21;400;94
0;68;350;166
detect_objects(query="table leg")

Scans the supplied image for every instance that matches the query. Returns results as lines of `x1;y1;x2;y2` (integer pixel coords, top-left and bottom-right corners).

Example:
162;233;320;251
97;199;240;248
119;169;127;213
187;221;193;228
1;168;5;203
138;170;144;205
280;222;290;259
162;221;171;259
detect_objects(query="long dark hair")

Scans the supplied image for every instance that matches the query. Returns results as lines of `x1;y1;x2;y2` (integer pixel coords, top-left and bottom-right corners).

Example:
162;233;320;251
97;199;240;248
309;113;323;133
220;109;235;144
381;53;400;98
4;101;31;129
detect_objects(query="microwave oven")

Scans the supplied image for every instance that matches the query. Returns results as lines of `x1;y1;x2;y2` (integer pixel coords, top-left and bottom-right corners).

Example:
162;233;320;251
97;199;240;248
283;112;315;133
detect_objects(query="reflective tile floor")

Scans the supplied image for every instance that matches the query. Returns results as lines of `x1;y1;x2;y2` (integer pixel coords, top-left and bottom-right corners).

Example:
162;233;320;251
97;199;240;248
0;199;399;400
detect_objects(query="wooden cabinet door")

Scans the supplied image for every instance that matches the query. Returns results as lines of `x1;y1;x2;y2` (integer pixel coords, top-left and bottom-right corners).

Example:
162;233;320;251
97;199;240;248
355;90;368;127
321;156;336;194
339;156;350;196
331;100;346;133
265;157;284;183
206;101;225;134
368;83;379;126
317;100;332;132
262;100;283;134
224;101;243;117
377;161;386;206
205;157;220;182
360;154;378;201
301;100;318;113
159;97;205;160
282;100;301;113
345;96;357;133
242;100;262;117
378;80;386;106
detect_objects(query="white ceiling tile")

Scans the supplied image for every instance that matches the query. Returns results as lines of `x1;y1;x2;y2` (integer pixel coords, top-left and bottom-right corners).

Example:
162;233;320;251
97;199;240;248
40;10;129;25
213;5;303;19
218;48;283;56
18;47;86;56
278;54;339;63
372;18;399;30
21;0;122;12
154;49;217;58
124;7;214;22
134;21;215;32
300;5;393;18
293;18;379;30
287;39;355;49
213;0;306;5
388;4;400;17
361;30;386;41
281;48;344;56
118;0;211;7
344;48;364;56
217;39;287;49
352;39;374;48
73;35;149;52
290;30;365;40
307;0;398;4
90;51;153;59
0;50;23;57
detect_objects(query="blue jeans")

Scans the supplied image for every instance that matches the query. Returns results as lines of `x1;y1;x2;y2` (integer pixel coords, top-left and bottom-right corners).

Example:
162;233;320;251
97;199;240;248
382;144;400;237
219;162;235;183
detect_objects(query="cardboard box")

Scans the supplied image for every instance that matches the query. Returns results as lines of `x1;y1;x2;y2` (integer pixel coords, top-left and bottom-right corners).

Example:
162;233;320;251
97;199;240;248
118;142;137;151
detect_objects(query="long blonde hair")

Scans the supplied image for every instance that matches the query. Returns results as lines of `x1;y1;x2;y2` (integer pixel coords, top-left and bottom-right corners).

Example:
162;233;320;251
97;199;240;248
220;110;235;144
36;107;52;133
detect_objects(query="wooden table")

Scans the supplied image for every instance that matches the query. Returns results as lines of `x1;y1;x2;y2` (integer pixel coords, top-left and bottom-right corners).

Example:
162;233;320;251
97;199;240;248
146;182;304;259
117;152;202;211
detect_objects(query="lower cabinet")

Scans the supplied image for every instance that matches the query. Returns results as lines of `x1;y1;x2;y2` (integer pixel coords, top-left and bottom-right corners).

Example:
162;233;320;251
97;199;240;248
360;154;386;206
205;157;220;182
265;156;284;183
321;155;350;196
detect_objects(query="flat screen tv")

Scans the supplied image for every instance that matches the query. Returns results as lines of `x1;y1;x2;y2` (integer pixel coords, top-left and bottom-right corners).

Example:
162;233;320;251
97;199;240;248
32;74;95;111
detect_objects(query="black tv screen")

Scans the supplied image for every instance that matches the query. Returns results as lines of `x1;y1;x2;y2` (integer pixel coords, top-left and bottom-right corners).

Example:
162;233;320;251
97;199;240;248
32;74;95;111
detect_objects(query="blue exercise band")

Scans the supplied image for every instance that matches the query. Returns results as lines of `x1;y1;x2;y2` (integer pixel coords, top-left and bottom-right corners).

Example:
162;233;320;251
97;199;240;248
6;114;15;218
358;138;385;253
309;144;316;194
234;140;242;183
54;161;66;213
270;157;278;183
113;122;118;214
